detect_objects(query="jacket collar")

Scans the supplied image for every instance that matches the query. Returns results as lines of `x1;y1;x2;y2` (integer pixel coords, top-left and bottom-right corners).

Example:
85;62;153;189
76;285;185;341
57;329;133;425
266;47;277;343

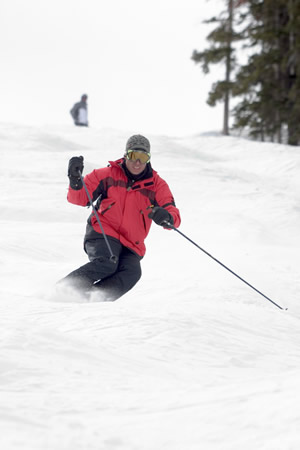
109;158;155;190
109;158;154;180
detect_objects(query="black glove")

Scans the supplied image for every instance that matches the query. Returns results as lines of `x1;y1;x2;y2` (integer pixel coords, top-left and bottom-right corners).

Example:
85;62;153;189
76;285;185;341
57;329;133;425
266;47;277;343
148;206;174;227
68;156;84;190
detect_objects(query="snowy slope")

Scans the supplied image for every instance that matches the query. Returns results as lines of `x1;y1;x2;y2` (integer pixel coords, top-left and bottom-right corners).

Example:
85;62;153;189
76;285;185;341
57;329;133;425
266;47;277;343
1;123;300;450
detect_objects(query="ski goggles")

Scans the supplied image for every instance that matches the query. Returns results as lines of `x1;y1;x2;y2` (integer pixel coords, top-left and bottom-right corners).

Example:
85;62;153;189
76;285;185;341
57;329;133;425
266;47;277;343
126;149;151;164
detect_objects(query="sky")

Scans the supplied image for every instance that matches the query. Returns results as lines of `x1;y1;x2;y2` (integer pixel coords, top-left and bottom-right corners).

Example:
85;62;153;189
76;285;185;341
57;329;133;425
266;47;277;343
1;0;225;136
1;122;300;449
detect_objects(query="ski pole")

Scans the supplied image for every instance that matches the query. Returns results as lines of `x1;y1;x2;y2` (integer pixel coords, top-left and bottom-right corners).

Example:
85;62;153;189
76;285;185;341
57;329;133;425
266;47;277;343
78;171;118;263
165;222;287;311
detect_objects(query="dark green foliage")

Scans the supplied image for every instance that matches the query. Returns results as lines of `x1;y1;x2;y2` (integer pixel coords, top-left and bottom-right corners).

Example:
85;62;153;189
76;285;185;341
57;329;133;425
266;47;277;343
207;80;235;106
234;0;300;144
192;0;238;135
193;0;300;145
192;47;230;74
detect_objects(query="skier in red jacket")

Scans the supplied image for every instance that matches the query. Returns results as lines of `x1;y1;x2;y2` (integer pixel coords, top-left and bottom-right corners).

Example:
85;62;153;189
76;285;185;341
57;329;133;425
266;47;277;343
60;134;181;301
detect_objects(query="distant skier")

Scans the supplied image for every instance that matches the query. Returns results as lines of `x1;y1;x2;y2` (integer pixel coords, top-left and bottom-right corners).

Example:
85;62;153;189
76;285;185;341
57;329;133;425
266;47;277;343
59;134;181;301
70;94;88;127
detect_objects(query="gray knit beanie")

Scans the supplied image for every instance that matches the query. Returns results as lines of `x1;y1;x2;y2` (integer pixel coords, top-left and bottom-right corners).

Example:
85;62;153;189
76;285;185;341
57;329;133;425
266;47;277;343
125;135;151;153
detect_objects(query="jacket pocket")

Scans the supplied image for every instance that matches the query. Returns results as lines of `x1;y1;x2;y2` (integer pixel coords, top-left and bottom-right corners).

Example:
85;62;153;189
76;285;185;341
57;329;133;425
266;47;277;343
101;202;116;215
140;210;147;232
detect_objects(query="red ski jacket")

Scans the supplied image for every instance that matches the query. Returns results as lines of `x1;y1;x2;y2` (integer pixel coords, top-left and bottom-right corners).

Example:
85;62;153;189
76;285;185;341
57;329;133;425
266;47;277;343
67;158;181;257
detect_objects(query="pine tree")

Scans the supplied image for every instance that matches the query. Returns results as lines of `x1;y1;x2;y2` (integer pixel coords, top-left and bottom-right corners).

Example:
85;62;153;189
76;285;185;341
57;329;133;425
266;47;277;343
284;0;300;145
193;0;300;145
231;1;287;142
192;0;239;135
232;0;300;145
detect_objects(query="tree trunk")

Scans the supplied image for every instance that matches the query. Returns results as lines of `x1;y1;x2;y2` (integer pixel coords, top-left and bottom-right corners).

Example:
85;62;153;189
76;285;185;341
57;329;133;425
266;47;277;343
223;0;234;135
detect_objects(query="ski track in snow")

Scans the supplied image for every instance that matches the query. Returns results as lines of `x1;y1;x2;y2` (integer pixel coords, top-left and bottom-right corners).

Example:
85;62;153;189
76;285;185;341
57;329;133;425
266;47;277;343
1;123;300;450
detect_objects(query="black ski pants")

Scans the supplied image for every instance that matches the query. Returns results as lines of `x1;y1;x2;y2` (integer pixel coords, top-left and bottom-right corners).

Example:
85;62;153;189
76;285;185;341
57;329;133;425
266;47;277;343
61;237;142;301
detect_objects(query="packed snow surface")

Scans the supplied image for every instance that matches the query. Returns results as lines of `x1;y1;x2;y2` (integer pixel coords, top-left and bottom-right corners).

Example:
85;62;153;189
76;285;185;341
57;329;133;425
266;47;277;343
1;123;300;449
